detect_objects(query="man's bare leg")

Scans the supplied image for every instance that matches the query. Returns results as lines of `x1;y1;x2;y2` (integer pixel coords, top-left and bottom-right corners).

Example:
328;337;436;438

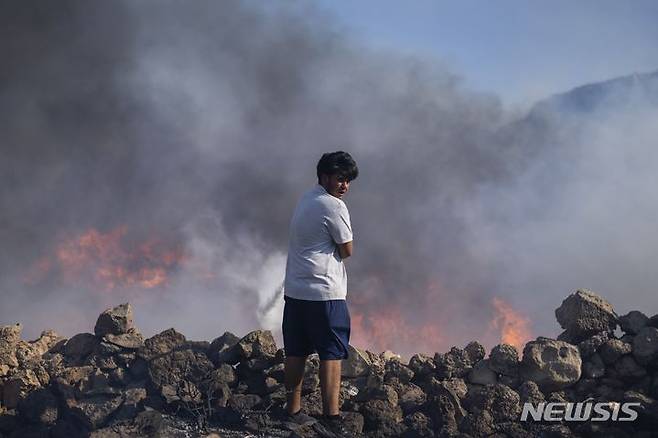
284;356;307;414
319;359;342;416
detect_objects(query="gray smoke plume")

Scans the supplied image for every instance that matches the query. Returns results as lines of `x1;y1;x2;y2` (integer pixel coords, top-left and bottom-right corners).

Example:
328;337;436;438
2;0;657;356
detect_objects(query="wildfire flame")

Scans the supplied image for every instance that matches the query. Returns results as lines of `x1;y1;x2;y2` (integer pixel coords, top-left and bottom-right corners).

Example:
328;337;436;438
490;297;532;352
350;307;445;356
23;226;185;291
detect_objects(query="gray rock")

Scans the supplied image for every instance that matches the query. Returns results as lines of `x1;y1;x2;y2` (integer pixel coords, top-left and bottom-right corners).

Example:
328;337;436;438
66;394;124;429
427;379;466;428
0;324;21;371
63;333;98;359
17;388;58;426
463;383;521;423
517;381;545;405
649;314;658;329
467;360;498;386
633;326;658;365
408;353;435;377
15;330;64;367
578;332;609;358
360;399;404;433
398;383;427;414
236;330;277;361
208;331;240;365
113;387;147;421
102;332;144;350
435;347;472;379
138;328;186;361
520;337;582;390
403;411;434;437
385;358;415;384
582;353;606;379
148;348;214;393
443;378;468;400
599;339;632;365
615;355;647;380
229;393;263;413
459;409;495;436
3;369;42;409
488;344;519;376
555;289;618;343
134;410;164;436
342;345;372;378
464;341;486;364
94;303;135;337
620;311;649;335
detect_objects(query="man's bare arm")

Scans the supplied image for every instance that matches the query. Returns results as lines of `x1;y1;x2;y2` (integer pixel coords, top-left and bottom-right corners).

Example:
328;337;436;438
337;241;353;259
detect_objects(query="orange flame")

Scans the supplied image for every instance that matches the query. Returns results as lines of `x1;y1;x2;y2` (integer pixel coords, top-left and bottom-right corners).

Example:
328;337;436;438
350;307;444;356
24;226;185;291
490;297;532;352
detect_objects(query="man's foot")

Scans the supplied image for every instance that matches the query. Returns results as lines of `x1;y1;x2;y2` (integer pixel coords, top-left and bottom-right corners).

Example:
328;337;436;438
314;414;351;438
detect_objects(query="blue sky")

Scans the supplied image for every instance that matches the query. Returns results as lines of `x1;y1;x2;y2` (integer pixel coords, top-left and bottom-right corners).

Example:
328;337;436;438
315;0;658;107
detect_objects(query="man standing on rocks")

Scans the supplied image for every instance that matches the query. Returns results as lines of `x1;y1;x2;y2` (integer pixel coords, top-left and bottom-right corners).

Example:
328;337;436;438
282;151;358;436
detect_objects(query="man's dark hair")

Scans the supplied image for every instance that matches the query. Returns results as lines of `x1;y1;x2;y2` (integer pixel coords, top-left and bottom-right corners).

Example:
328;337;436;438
316;151;359;184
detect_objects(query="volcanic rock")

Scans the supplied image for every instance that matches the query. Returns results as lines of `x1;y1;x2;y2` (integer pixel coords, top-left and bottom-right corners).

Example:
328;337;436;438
468;359;498;385
17;388;58;426
577;331;609;358
63;333;99;360
463;384;521;423
464;341;486;364
599;339;632;365
15;330;64;368
102;332;144;350
517;381;545;405
555;289;618;342
66;394;124;429
408;353;435;378
397;383;426;415
235;330;277;361
520;337;582;390
403;411;434;437
459;409;495;436
582;353;606;379
148;348;214;402
208;331;240;365
138;328;186;361
342;345;372;378
0;324;22;371
615;355;647;380
3;369;42;409
427;379;466;429
113;387;147;421
94;303;135;337
632;326;658;365
228;393;262;412
384;358;415;384
435;347;472;379
488;344;519;376
620;310;649;335
360;398;404;433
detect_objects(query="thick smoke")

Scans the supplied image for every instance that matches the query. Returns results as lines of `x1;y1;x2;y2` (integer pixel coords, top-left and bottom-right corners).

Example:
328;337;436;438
1;1;657;355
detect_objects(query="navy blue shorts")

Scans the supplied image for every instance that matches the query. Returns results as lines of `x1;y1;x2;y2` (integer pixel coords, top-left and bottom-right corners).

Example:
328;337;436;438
282;296;351;360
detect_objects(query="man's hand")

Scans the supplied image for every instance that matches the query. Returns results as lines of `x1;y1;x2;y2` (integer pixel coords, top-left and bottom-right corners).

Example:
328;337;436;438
337;241;353;259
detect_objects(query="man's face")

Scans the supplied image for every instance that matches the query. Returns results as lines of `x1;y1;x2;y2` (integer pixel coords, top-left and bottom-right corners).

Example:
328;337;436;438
321;173;351;199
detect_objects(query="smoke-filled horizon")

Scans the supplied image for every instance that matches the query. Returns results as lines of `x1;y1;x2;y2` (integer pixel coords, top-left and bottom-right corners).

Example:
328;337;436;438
2;1;658;356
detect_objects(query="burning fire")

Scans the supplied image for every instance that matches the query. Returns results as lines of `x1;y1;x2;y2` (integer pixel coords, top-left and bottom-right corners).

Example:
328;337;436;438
350;307;444;356
490;297;532;352
24;226;185;291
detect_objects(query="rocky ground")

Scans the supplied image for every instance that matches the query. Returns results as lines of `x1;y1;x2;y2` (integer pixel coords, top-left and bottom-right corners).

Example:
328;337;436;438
2;289;658;437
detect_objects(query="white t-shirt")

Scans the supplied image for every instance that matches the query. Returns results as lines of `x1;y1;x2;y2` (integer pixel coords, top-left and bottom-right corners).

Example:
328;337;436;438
284;184;353;301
